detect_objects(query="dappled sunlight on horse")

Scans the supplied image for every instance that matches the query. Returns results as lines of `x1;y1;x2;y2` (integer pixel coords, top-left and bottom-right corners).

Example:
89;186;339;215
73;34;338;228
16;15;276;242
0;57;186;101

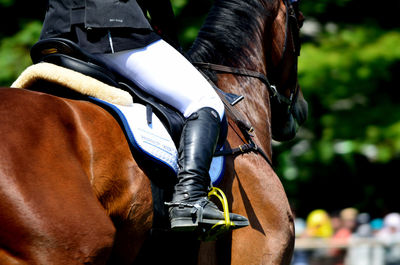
0;0;306;264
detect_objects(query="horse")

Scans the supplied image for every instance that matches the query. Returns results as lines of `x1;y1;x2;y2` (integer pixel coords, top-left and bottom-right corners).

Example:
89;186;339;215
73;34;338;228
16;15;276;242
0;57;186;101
186;0;307;264
0;0;307;264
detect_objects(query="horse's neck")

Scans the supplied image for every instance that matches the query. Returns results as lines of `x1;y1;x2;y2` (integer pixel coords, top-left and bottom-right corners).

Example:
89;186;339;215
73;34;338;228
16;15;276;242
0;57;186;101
188;0;280;155
216;73;273;156
189;0;277;64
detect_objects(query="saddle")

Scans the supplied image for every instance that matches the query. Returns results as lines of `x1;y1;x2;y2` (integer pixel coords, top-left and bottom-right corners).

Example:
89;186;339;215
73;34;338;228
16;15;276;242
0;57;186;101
28;38;241;187
30;38;243;145
31;38;186;147
26;38;254;240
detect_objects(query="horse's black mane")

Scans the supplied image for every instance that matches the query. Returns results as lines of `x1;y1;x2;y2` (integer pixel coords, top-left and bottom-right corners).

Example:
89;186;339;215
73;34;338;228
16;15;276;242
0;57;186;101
187;0;275;67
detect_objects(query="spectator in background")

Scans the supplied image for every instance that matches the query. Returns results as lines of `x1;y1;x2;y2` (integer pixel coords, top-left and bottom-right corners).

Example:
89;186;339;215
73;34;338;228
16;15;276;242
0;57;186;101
295;217;307;237
292;217;308;265
336;208;359;239
306;209;334;238
347;212;385;265
376;213;400;265
355;212;372;237
371;218;384;236
305;209;334;265
330;208;359;265
330;211;343;236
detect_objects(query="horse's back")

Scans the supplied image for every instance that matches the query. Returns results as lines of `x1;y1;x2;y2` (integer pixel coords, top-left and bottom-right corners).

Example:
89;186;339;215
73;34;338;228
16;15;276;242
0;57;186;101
0;87;143;264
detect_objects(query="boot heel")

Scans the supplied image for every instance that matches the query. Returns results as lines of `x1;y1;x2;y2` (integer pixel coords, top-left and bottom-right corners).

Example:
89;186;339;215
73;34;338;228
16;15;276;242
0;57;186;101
170;218;198;231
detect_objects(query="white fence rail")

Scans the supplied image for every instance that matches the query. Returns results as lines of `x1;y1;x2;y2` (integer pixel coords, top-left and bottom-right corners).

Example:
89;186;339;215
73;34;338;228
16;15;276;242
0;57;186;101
293;238;400;265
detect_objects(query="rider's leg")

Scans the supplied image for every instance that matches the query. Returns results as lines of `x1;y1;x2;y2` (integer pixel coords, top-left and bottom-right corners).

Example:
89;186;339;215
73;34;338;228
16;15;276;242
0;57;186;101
96;39;249;230
169;107;249;230
95;39;224;119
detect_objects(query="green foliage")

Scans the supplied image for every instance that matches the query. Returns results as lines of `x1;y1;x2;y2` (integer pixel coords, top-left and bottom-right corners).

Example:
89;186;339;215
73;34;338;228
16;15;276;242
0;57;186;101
301;0;351;17
300;0;400;29
0;21;41;86
0;0;14;7
170;0;188;15
274;25;400;215
293;26;400;163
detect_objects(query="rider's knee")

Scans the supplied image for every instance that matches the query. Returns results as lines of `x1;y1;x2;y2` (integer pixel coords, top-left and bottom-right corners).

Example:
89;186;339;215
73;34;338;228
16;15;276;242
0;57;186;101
184;96;225;122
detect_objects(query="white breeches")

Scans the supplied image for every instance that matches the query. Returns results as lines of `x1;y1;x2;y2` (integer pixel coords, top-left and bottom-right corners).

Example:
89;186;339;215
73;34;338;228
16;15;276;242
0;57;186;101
96;39;225;121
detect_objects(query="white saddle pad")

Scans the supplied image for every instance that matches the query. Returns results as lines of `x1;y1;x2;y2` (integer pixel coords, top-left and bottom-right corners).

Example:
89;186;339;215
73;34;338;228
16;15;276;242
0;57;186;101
92;98;225;185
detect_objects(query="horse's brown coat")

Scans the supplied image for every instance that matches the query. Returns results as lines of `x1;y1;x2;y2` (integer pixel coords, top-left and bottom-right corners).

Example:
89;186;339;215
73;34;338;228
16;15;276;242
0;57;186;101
0;88;152;264
195;0;304;263
0;0;306;264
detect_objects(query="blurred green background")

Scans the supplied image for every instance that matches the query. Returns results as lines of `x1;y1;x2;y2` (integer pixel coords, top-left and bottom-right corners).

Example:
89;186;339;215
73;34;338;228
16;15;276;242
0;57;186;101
1;0;399;218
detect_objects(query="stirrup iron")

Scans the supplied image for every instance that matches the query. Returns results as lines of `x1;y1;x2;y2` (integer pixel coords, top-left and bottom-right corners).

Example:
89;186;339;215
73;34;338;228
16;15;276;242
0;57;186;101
198;187;236;241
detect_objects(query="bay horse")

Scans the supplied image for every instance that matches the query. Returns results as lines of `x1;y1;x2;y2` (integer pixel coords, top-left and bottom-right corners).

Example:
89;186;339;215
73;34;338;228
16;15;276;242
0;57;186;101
0;0;307;264
187;0;307;264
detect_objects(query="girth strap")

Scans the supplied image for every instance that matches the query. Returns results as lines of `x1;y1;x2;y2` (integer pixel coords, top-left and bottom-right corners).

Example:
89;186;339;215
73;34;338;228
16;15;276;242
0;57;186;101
215;142;273;168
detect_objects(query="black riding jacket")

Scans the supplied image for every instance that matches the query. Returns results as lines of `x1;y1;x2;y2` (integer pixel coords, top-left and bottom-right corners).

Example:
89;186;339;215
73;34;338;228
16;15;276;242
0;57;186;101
41;0;152;38
40;0;179;53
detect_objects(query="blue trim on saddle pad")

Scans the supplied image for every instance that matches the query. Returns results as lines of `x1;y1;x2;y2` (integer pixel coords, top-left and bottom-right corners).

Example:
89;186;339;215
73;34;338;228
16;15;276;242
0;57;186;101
209;149;226;186
89;97;178;187
88;97;226;187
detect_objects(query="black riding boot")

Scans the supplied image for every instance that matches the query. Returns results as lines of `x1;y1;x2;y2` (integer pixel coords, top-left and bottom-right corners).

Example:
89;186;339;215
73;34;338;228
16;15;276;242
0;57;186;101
167;107;249;231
